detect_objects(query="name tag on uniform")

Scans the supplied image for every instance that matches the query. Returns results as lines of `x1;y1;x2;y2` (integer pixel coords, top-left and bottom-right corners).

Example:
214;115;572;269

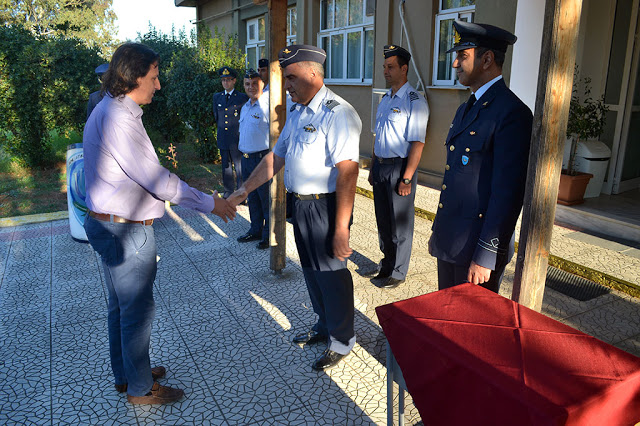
462;155;469;165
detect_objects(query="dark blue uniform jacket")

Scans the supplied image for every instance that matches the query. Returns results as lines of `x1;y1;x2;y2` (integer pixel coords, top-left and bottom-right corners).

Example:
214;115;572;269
430;79;533;270
213;90;249;150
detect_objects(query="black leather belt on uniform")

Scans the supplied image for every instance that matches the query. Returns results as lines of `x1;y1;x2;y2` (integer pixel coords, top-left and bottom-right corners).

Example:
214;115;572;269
89;211;154;226
242;149;270;159
376;156;404;164
292;192;333;201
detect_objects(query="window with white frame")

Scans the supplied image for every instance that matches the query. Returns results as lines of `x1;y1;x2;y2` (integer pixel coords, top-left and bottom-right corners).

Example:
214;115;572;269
287;7;297;45
318;0;374;84
246;16;266;70
432;0;475;86
246;8;297;68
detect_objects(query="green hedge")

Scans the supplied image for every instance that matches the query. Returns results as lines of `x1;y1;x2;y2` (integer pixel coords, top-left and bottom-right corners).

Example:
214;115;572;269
0;26;102;168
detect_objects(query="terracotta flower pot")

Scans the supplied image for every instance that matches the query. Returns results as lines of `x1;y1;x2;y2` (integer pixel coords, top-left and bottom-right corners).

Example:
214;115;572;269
557;172;593;206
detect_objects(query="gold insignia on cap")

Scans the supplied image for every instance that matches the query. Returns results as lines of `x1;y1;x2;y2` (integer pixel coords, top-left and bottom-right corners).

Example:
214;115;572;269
470;131;476;135
454;29;461;45
222;68;230;75
389;45;396;50
283;48;291;54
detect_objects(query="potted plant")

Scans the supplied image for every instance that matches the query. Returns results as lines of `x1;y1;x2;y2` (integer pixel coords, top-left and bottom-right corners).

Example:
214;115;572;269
558;70;609;205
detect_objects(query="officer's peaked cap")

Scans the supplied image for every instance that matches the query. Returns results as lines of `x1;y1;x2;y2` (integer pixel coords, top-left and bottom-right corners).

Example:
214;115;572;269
218;66;237;78
258;58;269;68
245;68;260;79
95;63;109;75
446;20;517;54
278;45;326;67
383;45;411;62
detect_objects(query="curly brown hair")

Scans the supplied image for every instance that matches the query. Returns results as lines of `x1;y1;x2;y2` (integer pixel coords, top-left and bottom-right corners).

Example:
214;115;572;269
101;43;160;97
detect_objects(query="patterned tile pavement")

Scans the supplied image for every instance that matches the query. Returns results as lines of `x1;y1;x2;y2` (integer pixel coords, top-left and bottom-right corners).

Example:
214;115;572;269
1;179;639;425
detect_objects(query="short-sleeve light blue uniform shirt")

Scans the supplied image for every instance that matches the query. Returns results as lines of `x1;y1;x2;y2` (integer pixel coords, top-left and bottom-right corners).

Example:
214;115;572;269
374;82;429;158
273;85;361;195
238;95;270;154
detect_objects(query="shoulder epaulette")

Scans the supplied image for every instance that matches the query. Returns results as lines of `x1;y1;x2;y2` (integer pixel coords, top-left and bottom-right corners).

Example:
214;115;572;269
409;91;420;102
325;99;340;110
290;104;297;112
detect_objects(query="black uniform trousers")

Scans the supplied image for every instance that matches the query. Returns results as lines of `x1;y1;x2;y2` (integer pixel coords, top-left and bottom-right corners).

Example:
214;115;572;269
241;150;270;241
436;255;509;294
293;193;354;345
371;157;417;280
221;145;243;197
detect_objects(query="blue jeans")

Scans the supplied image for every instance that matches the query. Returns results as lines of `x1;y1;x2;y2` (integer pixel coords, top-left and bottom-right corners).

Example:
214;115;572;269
84;216;157;396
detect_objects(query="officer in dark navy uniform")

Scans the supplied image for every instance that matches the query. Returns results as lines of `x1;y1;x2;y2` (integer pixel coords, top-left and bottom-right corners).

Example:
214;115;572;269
213;66;249;198
228;45;362;371
428;20;533;293
369;45;429;289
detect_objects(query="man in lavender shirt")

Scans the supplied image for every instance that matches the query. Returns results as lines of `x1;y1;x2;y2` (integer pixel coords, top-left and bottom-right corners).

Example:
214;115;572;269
83;43;236;405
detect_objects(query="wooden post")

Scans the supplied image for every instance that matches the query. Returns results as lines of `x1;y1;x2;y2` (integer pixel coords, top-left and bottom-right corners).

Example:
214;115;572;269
512;0;583;310
268;0;287;273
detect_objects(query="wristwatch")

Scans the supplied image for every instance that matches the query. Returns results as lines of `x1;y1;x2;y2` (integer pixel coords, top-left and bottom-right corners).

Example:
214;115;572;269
401;178;411;185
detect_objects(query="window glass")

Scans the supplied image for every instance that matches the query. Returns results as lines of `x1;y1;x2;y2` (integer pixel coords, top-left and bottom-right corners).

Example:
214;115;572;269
349;0;363;26
246;47;256;70
364;29;374;80
289;8;297;36
437;18;455;81
322;36;330;77
248;23;256;41
347;31;362;78
322;0;334;30
335;0;347;28
258;17;265;41
441;0;475;10
331;34;344;79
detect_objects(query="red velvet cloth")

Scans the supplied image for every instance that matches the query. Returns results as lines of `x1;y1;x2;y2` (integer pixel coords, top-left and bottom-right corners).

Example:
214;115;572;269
376;283;640;426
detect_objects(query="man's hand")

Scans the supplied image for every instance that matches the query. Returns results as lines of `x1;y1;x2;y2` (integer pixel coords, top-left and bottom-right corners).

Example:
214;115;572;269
227;188;248;209
467;261;492;285
397;180;412;196
333;226;352;261
211;193;236;222
367;170;374;186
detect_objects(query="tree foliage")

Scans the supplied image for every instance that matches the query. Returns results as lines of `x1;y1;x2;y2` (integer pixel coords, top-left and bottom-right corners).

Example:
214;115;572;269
0;0;116;54
142;25;246;162
0;25;102;168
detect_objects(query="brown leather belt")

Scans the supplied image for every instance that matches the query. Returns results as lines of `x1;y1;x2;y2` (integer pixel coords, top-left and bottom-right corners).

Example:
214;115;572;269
89;211;154;226
292;192;333;201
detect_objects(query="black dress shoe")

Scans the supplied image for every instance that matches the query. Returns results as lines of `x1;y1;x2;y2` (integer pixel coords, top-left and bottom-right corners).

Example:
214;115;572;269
257;240;269;250
292;330;327;345
237;233;261;243
370;271;391;282
312;349;346;371
378;277;405;289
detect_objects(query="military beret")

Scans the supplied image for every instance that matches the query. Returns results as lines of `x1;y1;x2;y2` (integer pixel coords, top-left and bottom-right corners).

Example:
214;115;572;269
245;68;260;79
94;63;109;75
384;45;411;62
446;20;517;54
218;66;237;78
258;58;269;68
278;45;327;67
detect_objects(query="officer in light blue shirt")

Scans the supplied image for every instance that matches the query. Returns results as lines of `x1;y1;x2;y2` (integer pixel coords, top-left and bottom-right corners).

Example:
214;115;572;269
236;69;271;249
369;45;429;289
229;45;361;372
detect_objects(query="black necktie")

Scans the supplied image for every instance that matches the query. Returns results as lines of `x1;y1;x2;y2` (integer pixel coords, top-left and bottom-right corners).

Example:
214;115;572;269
225;93;230;102
463;94;476;118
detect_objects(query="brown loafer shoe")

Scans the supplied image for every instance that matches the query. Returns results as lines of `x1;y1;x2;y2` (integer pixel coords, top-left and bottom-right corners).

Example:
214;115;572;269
114;366;167;393
127;382;184;405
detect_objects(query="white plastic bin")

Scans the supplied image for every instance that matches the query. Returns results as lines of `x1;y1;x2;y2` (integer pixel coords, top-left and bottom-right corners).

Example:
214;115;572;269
66;143;88;241
572;141;612;198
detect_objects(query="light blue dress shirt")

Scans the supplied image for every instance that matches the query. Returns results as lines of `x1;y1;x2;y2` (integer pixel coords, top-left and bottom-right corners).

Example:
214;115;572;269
374;82;429;158
238;95;270;154
84;94;215;220
273;85;361;195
